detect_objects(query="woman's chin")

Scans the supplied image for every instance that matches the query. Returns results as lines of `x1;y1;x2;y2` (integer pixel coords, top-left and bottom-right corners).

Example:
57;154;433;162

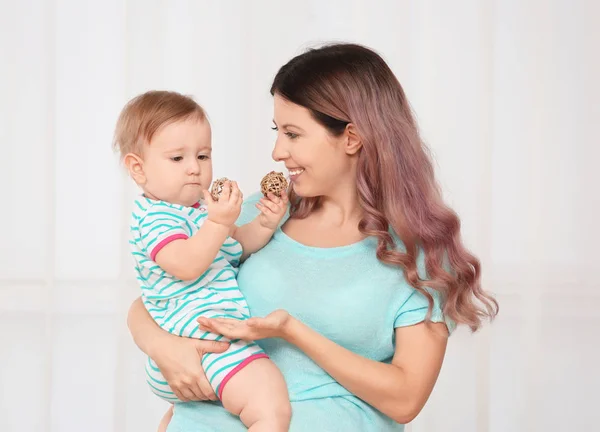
290;183;309;198
291;189;321;199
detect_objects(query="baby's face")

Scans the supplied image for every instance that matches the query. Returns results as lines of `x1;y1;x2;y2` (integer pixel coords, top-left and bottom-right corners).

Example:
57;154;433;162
140;117;213;206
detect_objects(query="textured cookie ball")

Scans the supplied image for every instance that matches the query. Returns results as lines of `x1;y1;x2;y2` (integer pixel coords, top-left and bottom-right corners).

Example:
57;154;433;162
210;177;229;201
260;171;288;197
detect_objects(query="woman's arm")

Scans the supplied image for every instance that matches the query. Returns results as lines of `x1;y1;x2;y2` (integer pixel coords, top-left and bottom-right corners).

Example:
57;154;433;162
127;297;230;401
198;311;447;424
285;318;447;424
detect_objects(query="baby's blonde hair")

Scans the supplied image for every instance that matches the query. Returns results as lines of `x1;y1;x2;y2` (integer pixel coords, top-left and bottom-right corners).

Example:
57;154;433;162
113;90;206;158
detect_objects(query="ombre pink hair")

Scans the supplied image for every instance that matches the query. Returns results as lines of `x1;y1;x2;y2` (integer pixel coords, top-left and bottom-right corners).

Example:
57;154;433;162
271;43;498;330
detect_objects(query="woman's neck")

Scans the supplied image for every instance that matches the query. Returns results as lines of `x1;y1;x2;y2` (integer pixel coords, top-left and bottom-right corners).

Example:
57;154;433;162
317;185;363;228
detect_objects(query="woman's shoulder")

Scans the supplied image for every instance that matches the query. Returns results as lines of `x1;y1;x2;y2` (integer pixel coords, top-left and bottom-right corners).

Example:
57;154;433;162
367;234;457;333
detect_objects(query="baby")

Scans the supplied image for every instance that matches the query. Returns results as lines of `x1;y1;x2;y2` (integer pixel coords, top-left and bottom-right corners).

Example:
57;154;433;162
114;90;291;431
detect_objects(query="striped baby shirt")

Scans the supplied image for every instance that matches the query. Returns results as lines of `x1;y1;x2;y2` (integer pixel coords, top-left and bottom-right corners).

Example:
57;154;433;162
129;196;266;401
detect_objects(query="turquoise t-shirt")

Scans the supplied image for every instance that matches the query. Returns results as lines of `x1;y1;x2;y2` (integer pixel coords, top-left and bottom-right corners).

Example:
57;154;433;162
167;194;452;432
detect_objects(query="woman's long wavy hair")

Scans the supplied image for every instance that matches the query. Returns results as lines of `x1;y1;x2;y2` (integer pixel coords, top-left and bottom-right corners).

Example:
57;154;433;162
271;43;498;330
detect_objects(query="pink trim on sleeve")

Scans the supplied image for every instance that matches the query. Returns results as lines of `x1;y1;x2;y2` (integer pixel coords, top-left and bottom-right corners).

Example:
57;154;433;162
150;234;188;260
217;353;269;399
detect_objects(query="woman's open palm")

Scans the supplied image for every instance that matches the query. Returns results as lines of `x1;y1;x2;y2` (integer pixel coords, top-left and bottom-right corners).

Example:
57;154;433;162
197;309;291;341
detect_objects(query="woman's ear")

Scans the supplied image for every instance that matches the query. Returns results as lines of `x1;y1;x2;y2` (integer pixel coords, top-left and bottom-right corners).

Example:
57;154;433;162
344;123;362;155
124;153;146;185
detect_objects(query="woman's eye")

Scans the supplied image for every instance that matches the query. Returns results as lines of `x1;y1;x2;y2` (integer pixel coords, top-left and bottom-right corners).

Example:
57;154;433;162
171;156;183;162
272;126;297;139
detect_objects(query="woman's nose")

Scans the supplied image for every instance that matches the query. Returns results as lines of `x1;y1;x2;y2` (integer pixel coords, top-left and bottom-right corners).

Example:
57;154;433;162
271;137;289;162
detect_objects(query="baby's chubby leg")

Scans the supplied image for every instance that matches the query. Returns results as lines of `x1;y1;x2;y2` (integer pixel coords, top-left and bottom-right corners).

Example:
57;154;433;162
157;406;173;432
221;358;291;431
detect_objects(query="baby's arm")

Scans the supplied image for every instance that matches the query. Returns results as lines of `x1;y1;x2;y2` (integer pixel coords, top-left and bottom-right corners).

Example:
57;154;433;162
154;219;230;281
233;218;277;261
155;183;243;280
232;191;288;261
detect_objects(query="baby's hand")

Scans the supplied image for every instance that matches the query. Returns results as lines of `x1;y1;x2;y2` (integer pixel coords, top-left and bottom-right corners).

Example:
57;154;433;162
256;190;289;230
203;181;242;227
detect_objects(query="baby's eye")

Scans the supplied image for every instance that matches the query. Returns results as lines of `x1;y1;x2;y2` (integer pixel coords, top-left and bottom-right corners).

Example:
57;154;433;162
171;156;183;162
198;155;210;161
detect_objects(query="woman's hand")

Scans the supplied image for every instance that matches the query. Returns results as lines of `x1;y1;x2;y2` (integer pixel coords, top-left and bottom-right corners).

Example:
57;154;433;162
197;310;292;341
127;298;230;401
151;333;230;402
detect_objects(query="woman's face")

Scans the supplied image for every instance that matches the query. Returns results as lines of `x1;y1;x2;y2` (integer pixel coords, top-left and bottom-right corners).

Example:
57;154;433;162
271;94;355;198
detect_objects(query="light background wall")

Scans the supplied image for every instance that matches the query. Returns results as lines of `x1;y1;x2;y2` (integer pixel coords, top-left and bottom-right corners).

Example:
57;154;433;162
0;1;598;431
